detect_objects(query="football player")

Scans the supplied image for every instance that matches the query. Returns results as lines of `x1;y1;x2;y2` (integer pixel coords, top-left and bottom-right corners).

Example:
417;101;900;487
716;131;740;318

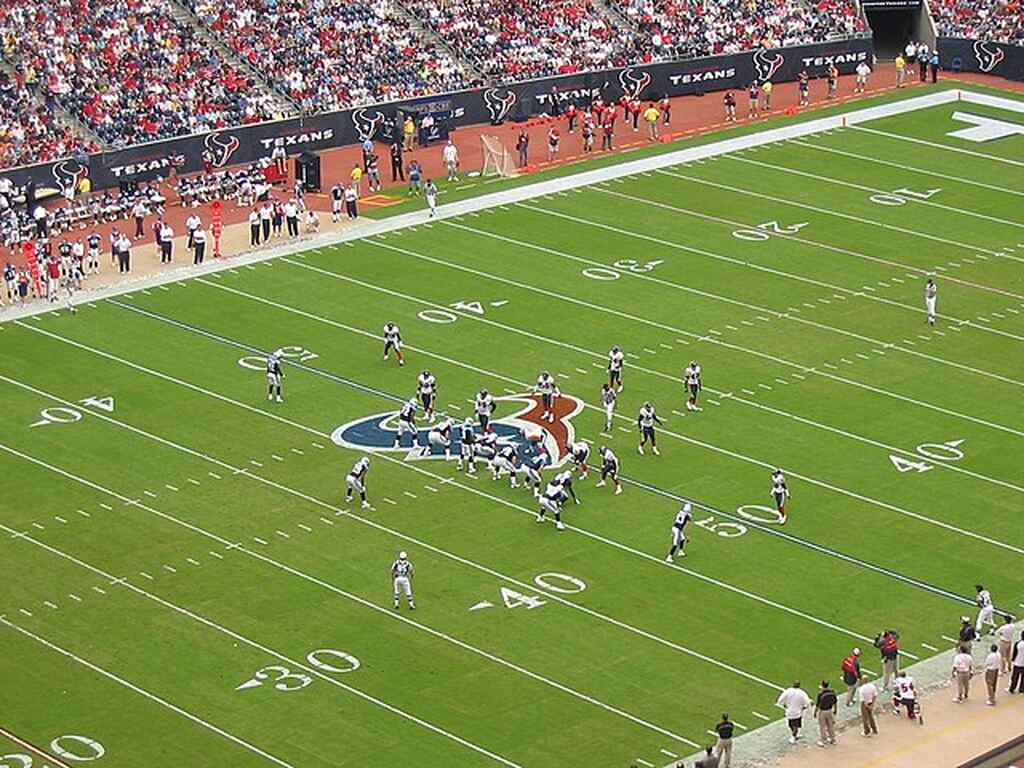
607;345;624;392
392;551;415;610
925;278;937;326
383;322;405;366
601;383;617;433
536;479;568;530
520;449;547;498
975;585;995;635
266;352;284;403
394;398;419;449
535;371;559;423
637;401;662;455
425;416;453;460
666;502;692;562
475;388;496;432
346;456;371;508
553;469;579;505
492;444;520;488
476;429;499;462
571;440;591;478
684;361;702;412
417;369;437;422
771;468;790;524
595;446;622;495
457;418;477;473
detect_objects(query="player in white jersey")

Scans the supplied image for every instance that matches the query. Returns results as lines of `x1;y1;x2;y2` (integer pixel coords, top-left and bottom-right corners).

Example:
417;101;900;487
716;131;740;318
684;361;702;411
425;417;453;460
492;445;520;487
534;371;559;422
425;180;438;218
924;278;937;326
571;441;591;478
346;457;371;508
666;502;692;561
637;401;662;455
266;352;284;402
392;551;415;609
456;418;477;473
771;469;790;524
600;383;617;432
417;370;437;422
975;584;995;634
394;398;419;449
536;481;568;530
595;446;622;495
383;322;405;366
892;671;920;722
607;345;624;392
475;389;496;432
553;469;579;504
476;430;499;460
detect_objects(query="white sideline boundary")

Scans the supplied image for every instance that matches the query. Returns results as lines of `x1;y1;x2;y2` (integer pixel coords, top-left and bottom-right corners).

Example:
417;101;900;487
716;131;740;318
5;88;1019;326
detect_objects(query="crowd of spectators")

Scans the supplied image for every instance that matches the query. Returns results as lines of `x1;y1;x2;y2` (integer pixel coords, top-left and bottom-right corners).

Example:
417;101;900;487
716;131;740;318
0;0;281;150
406;0;647;79
932;0;1023;46
191;0;469;113
0;71;98;168
616;0;866;61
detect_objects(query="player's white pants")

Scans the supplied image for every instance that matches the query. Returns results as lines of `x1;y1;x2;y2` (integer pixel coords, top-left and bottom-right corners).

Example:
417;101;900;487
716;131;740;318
539;497;560;517
267;372;281;388
604;403;614;425
346;475;365;494
926;297;936;318
428;432;450;449
521;466;542;486
671;526;686;548
976;605;995;633
393;576;412;598
332;200;342;214
493;457;517;479
397;420;417;439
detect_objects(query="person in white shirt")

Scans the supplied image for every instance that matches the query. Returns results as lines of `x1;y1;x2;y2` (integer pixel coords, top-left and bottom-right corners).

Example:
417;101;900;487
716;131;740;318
425;180;438;218
983;643;1002;705
159;222;174;263
975;584;995;634
131;200;148;239
284;200;299;237
442;140;459;181
905;41;917;62
248;209;261;247
857;675;878;736
186;213;200;249
996;615;1015;674
1009;632;1024;694
925;278;937;325
776;682;811;744
854;61;871;93
952;646;973;702
893;670;919;720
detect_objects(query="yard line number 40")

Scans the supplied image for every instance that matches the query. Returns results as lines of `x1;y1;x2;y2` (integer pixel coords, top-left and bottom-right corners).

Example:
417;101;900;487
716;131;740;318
889;439;966;474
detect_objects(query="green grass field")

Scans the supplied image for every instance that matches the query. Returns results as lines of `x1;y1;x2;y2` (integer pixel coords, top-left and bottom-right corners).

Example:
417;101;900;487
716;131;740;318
2;86;1023;768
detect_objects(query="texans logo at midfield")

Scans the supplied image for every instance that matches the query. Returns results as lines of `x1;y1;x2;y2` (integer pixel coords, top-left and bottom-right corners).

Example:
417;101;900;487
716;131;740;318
332;393;584;465
483;88;517;123
973;41;1005;73
204;132;240;168
51;159;88;197
618;68;651;100
352;108;386;141
753;49;784;82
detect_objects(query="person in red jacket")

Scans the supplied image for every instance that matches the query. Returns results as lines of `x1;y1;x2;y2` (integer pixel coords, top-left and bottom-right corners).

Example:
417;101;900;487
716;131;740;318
841;648;862;706
659;94;671;125
565;102;578;134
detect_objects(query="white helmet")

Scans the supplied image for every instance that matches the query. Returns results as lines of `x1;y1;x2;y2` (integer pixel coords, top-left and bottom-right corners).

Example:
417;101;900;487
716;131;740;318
399;551;408;560
683;502;692;513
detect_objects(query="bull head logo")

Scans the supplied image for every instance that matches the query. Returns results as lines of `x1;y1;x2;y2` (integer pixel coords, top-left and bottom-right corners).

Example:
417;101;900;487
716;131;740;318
753;49;785;82
618;68;651;100
204;132;240;168
51;160;88;197
483;88;517;123
973;41;1005;73
352;108;386;141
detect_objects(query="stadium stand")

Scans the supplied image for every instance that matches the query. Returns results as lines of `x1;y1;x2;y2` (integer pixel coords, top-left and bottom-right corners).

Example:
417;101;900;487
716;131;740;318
0;0;280;149
0;70;96;168
406;0;647;79
932;0;1023;45
616;0;867;60
190;0;471;113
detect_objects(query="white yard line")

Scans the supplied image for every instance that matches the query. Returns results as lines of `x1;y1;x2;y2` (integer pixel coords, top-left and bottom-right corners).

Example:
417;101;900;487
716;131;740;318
851;125;1024;169
0;344;937;650
0;621;296;767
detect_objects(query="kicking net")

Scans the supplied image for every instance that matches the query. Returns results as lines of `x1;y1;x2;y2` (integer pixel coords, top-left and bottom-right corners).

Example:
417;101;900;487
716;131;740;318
480;135;516;177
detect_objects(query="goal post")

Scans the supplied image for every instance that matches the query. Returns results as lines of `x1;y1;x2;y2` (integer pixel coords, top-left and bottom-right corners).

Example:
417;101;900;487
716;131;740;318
480;134;516;178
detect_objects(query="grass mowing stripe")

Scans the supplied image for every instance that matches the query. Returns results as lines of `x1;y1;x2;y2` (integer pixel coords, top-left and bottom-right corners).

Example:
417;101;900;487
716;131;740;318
726;154;1024;235
5;327;894;661
0;534;522;768
0;435;782;696
787;138;1024;199
285;247;1024;485
656;168;1004;257
455;209;1024;379
0;617;296;767
22;309;993;629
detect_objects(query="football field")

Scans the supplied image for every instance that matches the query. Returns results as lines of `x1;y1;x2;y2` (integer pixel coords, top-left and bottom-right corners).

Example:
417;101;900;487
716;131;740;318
2;86;1023;768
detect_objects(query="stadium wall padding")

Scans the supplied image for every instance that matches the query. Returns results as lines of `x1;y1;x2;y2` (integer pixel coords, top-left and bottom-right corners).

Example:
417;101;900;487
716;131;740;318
938;38;1024;82
2;38;875;196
